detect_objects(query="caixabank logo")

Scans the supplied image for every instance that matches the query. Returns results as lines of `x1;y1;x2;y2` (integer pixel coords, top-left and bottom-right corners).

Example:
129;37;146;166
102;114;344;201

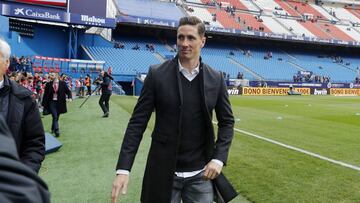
2;3;66;22
13;7;61;20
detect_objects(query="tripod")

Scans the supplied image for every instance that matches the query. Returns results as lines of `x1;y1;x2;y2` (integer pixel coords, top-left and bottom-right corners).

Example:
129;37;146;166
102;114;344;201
79;86;101;108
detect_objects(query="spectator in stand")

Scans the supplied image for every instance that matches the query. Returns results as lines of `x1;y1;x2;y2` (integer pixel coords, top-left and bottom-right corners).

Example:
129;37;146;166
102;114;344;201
114;42;125;49
172;44;177;52
246;50;252;57
212;13;217;22
42;72;72;137
0;38;45;173
132;44;140;50
237;72;244;79
149;44;155;52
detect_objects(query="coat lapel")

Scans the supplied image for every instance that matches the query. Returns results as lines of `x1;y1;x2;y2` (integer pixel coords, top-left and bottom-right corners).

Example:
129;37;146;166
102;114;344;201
173;57;183;106
200;64;212;119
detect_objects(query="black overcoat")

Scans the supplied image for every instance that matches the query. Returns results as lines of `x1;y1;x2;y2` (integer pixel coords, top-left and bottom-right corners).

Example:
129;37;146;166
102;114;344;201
0;116;50;203
42;80;72;114
6;77;45;173
116;56;235;203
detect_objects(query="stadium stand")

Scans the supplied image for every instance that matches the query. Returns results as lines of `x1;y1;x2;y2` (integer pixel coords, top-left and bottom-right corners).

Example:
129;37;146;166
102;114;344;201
255;0;290;17
186;6;225;27
334;25;360;41
261;16;292;34
286;1;328;20
217;0;249;11
322;3;359;23
316;22;354;41
286;51;357;82
1;0;360;84
274;0;302;17
277;18;316;37
238;0;260;12
86;46;161;75
298;20;332;39
116;0;184;21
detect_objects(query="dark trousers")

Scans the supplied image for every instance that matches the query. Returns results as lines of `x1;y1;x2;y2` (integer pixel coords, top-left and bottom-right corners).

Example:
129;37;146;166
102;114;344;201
87;86;91;95
99;93;111;114
171;171;214;203
49;100;60;132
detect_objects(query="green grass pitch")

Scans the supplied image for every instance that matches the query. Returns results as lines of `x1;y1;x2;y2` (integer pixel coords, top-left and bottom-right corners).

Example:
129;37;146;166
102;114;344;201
39;95;360;203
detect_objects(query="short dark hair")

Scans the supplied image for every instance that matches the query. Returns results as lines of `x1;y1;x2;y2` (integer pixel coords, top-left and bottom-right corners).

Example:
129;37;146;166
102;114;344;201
178;16;205;37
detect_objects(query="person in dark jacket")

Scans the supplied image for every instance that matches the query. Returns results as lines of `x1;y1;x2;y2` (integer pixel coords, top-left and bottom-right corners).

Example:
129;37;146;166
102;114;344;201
111;16;236;203
42;72;72;137
99;70;112;118
0;115;50;203
0;38;45;173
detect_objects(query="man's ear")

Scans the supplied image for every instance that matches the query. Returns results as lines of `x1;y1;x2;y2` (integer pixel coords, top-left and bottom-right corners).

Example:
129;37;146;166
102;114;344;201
201;36;206;48
5;59;10;70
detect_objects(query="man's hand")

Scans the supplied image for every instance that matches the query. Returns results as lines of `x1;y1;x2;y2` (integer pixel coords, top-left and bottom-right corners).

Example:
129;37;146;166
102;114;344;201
203;160;223;180
111;174;129;203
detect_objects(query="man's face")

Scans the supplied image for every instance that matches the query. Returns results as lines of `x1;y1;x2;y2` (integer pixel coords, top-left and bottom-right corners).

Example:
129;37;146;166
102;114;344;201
177;25;205;61
0;52;9;80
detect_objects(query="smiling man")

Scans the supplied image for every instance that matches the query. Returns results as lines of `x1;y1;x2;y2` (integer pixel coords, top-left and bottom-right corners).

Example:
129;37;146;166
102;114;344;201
111;16;235;203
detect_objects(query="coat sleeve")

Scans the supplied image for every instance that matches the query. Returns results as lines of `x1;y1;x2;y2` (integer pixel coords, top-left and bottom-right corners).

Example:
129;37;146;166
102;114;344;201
213;72;234;165
20;97;45;173
41;83;50;109
116;67;156;171
64;82;72;99
0;116;50;203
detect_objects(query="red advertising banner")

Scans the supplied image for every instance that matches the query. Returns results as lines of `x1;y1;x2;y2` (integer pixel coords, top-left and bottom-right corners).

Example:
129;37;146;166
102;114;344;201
8;0;67;7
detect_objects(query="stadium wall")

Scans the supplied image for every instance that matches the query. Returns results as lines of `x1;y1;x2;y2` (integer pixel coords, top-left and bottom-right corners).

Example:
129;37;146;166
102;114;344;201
0;16;34;56
24;24;69;58
0;16;9;36
0;16;69;58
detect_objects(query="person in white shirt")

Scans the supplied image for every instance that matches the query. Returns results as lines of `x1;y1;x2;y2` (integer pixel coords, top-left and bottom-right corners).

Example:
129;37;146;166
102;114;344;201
111;16;235;203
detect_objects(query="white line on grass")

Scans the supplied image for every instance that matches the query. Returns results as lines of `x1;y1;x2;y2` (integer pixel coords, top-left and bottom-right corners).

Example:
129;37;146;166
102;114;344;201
213;122;360;172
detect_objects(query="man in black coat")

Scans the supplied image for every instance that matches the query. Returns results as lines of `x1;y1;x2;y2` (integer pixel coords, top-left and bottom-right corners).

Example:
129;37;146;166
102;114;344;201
0;38;45;173
42;72;72;137
0;115;50;203
112;16;235;203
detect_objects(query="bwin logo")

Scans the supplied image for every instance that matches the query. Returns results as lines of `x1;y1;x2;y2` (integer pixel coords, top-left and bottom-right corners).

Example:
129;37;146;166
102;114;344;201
15;8;25;15
227;89;239;95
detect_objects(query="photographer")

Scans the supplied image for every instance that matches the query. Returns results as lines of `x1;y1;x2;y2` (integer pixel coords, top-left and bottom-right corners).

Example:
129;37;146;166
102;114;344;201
98;71;113;117
93;74;102;95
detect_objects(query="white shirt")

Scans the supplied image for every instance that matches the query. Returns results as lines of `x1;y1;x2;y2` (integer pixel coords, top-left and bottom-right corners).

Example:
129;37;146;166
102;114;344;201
116;60;223;177
178;60;200;82
0;79;4;89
